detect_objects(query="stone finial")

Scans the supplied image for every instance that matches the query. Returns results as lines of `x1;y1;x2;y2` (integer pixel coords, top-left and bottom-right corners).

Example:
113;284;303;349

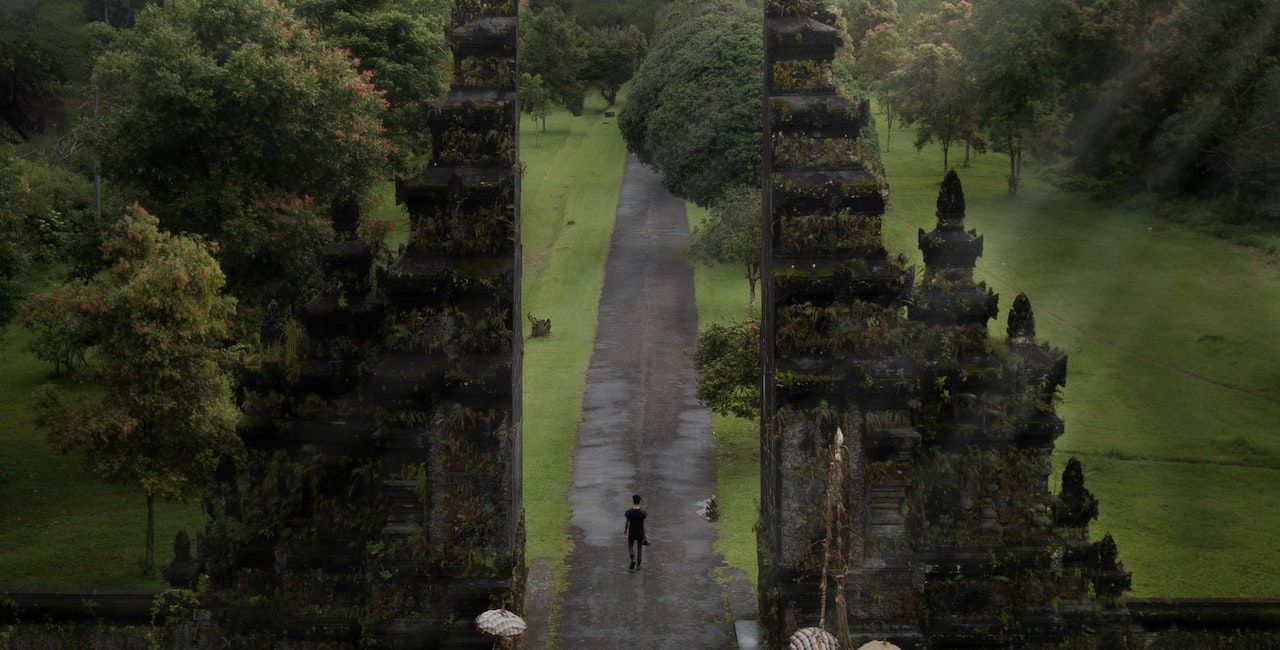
173;529;193;562
1007;293;1036;343
1088;533;1120;568
1055;457;1099;527
164;528;197;588
214;454;238;492
331;188;360;232
1087;533;1133;596
936;170;965;221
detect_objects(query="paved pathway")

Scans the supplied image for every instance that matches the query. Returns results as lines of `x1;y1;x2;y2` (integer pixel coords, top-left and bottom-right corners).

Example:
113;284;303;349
557;155;733;648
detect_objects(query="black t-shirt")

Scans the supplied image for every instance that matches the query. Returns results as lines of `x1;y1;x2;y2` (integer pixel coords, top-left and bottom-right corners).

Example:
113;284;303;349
625;508;647;539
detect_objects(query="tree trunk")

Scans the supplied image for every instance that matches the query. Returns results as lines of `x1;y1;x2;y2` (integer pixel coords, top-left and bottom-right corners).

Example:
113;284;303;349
942;143;950;173
145;494;155;575
963;142;971;167
605;87;618;107
885;108;893;153
746;264;759;310
1008;136;1018;195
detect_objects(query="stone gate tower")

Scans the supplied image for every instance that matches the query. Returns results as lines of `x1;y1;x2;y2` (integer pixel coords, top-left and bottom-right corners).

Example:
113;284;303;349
199;1;523;646
760;1;1129;647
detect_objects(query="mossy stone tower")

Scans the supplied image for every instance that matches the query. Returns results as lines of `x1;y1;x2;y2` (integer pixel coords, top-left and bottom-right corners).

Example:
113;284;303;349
760;1;1129;646
200;1;522;646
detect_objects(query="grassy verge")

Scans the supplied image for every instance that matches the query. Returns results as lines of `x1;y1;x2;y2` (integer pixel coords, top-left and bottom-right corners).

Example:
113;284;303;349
0;319;203;590
686;204;760;590
876;111;1280;597
520;92;630;607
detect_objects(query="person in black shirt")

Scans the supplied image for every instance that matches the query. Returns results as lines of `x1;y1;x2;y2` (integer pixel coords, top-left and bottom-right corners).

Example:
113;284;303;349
624;494;648;571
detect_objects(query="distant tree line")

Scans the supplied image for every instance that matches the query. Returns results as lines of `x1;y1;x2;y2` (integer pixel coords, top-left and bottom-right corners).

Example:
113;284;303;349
844;0;1280;221
518;0;648;127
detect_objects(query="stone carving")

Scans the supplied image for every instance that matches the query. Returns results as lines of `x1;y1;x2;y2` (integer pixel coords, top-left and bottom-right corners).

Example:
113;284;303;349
163;529;197;589
527;313;551;338
1007;292;1036;344
1055;457;1100;528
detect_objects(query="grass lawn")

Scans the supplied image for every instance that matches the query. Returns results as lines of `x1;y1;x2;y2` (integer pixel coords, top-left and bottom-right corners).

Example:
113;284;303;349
686;204;760;590
520;92;629;602
876;113;1280;597
0;320;204;590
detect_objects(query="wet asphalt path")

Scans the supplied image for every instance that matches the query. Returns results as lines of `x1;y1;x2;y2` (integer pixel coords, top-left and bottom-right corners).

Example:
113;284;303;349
557;155;732;648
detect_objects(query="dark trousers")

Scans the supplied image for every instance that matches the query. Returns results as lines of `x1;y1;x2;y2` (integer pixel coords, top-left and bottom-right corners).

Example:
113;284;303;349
628;536;644;566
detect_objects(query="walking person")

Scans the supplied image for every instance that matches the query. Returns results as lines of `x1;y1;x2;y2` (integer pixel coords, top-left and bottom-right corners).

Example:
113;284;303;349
624;494;648;571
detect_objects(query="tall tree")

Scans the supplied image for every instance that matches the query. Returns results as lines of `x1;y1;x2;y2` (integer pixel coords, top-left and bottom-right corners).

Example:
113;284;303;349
843;0;905;151
568;0;667;36
519;72;553;131
581;25;647;106
689;185;762;308
528;0;572;13
619;0;762;206
0;156;25;329
521;6;589;115
94;0;389;309
964;0;1076;193
35;207;241;574
887;41;982;172
1062;0;1280;220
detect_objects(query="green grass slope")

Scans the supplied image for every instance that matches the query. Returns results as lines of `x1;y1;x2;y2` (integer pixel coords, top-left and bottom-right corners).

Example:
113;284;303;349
877;118;1280;597
520;94;629;579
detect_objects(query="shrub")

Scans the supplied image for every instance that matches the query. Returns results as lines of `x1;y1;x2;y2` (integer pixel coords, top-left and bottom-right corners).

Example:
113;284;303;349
693;322;760;419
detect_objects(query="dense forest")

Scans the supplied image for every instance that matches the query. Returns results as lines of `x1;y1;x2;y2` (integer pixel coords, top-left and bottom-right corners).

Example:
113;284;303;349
844;0;1280;222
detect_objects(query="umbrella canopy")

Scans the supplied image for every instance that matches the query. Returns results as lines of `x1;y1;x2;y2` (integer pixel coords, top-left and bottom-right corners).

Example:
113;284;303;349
789;627;840;650
475;609;527;644
857;642;902;650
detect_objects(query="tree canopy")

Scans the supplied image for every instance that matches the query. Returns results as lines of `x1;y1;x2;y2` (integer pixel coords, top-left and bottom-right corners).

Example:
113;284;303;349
521;6;589;116
619;0;762;207
288;0;450;160
94;0;389;308
581;25;647;106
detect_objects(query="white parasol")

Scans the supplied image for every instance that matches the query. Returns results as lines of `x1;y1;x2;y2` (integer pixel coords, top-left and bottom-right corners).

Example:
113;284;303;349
475;609;527;647
789;627;840;650
857;642;903;650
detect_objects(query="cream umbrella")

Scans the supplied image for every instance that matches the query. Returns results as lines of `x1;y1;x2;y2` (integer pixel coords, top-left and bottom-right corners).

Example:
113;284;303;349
857;642;902;650
475;609;527;648
789;627;840;650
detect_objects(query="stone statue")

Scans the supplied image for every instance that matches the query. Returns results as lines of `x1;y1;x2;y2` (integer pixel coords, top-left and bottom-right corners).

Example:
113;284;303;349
1055;457;1099;527
936;169;966;221
1007;293;1036;344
